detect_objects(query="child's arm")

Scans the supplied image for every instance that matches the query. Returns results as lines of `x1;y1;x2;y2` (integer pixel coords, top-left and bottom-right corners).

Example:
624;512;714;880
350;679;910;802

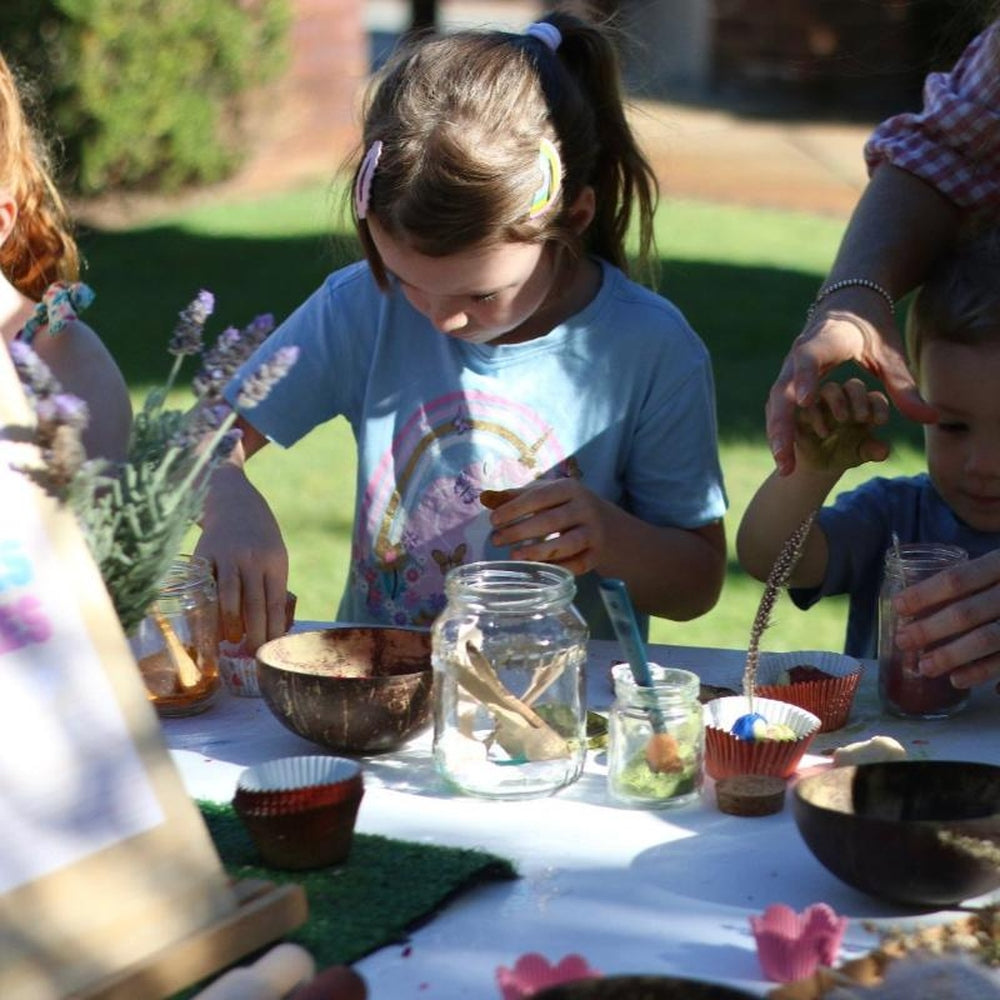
195;418;289;652
34;317;132;463
487;478;726;620
738;377;891;588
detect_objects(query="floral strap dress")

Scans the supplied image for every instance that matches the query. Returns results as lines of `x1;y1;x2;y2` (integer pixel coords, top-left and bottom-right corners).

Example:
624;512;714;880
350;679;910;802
16;281;95;343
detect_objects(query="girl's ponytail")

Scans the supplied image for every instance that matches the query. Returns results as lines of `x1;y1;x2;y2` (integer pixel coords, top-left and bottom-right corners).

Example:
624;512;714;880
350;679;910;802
542;11;658;277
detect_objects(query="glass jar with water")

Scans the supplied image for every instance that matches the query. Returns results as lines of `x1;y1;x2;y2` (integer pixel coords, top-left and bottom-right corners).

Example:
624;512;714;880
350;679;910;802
431;561;588;799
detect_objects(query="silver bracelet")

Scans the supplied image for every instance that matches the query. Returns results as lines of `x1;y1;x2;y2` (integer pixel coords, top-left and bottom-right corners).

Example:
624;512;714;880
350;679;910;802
806;278;895;319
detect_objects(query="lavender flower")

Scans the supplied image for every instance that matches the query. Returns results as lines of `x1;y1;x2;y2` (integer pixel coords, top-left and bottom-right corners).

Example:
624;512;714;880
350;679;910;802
241;313;276;348
192;314;277;404
170;401;232;450
38;393;90;432
234;346;299;409
8;340;61;397
169;290;215;357
44;424;88;491
213;427;243;462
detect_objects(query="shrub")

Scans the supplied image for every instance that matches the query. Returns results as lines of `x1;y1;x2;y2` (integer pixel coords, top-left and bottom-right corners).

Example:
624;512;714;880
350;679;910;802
0;0;291;195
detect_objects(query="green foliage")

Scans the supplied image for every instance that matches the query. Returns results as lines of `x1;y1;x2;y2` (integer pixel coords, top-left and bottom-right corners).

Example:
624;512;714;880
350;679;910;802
0;0;291;194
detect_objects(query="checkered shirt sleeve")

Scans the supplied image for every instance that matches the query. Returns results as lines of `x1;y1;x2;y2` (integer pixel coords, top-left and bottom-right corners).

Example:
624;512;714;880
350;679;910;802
864;22;1000;210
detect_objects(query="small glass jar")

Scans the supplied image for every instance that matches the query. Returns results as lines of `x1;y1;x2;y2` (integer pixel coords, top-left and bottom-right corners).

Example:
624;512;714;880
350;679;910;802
608;663;704;808
130;554;221;717
878;542;969;720
431;561;588;800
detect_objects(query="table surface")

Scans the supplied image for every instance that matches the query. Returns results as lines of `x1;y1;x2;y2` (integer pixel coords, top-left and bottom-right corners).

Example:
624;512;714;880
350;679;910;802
164;637;1000;999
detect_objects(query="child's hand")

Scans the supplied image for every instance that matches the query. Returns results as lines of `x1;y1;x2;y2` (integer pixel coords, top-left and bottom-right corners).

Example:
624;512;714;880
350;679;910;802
485;478;610;576
793;377;891;473
195;464;289;653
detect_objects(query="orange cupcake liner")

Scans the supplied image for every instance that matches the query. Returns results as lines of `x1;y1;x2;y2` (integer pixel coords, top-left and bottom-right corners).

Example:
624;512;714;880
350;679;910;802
754;651;864;734
705;727;816;780
703;696;820;781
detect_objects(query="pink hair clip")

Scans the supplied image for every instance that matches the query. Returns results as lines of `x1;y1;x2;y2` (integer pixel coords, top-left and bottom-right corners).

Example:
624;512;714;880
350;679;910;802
524;21;562;51
528;137;562;219
354;140;383;220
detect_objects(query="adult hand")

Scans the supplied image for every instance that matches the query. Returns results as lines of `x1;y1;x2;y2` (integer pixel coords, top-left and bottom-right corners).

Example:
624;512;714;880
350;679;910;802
766;289;936;477
485;478;610;576
894;549;1000;689
195;463;289;653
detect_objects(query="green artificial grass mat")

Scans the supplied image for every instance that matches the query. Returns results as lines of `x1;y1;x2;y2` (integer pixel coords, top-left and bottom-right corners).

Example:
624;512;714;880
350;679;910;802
199;800;518;967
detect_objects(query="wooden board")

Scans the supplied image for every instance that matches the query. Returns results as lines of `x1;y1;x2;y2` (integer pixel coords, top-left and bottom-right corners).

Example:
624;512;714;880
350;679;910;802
0;347;305;997
80;880;308;1000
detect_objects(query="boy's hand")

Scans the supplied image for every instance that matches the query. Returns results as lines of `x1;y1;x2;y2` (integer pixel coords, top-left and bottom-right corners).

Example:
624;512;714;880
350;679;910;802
793;377;891;473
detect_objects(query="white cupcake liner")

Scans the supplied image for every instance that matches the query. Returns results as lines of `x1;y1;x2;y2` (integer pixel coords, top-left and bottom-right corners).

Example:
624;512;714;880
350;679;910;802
704;695;820;737
219;646;261;697
237;755;361;792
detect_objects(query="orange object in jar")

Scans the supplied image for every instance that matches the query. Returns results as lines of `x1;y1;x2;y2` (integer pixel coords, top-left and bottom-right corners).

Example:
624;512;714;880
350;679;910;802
131;554;221;717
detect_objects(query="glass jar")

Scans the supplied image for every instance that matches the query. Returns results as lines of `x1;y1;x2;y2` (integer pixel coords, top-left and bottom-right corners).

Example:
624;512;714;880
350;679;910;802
130;555;221;717
608;662;704;808
878;543;969;719
431;561;588;799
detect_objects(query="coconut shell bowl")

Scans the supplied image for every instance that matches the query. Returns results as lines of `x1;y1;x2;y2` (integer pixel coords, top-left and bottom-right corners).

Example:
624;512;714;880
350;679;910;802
532;976;759;999
256;626;433;754
792;760;1000;906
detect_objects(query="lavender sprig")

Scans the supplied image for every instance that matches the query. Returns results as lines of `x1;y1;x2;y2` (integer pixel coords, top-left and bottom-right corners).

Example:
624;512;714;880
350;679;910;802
169;289;214;358
234;345;299;409
744;510;817;706
192;313;276;404
12;293;295;633
9;342;92;496
9;339;62;398
149;290;216;414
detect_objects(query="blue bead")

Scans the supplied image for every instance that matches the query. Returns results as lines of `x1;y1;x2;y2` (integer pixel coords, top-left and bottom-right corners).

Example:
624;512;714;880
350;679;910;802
731;712;767;741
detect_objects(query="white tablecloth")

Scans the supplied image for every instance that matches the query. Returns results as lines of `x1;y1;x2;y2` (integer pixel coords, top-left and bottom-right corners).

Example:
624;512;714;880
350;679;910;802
164;638;1000;999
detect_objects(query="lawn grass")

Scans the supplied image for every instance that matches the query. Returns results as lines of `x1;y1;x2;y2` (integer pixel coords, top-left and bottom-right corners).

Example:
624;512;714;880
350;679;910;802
83;181;925;653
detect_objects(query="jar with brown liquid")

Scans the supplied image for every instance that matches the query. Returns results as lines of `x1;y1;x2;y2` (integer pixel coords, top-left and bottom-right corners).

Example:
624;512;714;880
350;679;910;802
878;542;969;719
130;555;221;716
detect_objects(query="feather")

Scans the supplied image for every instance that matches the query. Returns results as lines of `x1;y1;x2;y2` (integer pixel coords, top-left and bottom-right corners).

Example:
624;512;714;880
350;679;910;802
744;511;817;706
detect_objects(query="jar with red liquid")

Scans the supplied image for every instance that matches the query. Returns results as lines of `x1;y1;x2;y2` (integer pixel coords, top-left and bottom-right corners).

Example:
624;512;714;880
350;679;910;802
130;555;221;717
877;543;969;719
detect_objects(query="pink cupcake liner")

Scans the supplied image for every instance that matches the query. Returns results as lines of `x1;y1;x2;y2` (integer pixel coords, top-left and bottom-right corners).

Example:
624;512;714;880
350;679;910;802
496;953;601;1000
750;902;847;982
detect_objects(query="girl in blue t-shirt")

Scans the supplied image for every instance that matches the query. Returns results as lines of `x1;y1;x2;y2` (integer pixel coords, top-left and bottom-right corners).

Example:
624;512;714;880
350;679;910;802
198;12;728;649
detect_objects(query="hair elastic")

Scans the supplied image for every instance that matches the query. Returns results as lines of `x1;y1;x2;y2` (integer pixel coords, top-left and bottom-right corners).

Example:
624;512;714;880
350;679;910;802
528;137;563;219
354;140;383;220
524;21;562;51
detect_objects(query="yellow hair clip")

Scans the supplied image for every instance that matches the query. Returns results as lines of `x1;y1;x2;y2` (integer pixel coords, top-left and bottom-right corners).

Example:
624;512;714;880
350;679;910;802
528;137;562;219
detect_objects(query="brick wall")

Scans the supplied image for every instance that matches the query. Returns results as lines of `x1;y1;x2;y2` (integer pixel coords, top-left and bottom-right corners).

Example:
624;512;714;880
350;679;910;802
241;0;368;188
709;0;956;113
